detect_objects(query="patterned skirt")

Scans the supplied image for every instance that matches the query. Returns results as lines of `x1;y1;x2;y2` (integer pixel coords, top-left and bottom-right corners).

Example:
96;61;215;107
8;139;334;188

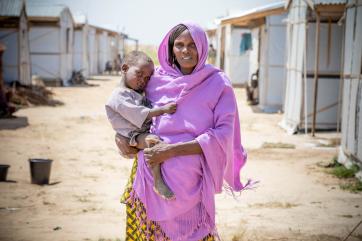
121;158;215;241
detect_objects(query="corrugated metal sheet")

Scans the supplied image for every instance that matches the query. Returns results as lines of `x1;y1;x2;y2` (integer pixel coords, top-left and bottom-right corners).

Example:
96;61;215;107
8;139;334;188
26;4;66;18
313;0;346;5
0;0;25;17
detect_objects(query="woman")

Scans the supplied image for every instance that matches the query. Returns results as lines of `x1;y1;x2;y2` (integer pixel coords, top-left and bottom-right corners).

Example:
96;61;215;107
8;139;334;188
116;22;249;241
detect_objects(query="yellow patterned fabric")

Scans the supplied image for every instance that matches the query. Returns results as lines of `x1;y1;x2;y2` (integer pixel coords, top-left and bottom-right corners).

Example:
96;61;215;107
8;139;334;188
122;158;215;241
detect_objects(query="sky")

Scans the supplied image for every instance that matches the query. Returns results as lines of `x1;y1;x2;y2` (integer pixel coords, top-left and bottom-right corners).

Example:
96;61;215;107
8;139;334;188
27;0;281;45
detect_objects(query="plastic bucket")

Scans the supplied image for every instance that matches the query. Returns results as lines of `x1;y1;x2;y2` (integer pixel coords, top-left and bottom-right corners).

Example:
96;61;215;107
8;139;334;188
0;164;10;181
28;159;53;185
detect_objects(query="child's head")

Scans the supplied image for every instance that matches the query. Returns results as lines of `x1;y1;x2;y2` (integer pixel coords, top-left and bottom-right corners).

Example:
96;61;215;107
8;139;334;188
121;51;154;93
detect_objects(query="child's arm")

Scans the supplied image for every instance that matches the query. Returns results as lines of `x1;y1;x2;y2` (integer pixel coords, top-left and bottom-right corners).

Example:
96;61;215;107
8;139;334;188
146;102;177;119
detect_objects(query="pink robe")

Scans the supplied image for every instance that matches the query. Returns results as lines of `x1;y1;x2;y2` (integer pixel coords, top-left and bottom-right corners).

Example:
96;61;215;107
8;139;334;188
131;22;248;241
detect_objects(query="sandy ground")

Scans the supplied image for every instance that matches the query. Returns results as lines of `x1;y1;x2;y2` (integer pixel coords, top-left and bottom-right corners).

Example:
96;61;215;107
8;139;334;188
0;76;361;241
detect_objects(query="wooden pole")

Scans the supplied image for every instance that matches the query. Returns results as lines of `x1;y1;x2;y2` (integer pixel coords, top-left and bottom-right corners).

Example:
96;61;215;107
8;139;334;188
337;22;345;133
312;11;320;137
303;21;308;134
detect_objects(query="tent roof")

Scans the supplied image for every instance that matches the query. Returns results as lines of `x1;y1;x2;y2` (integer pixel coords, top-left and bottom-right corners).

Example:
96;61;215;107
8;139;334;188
219;1;286;26
27;4;73;22
0;0;25;17
285;0;346;10
313;0;346;4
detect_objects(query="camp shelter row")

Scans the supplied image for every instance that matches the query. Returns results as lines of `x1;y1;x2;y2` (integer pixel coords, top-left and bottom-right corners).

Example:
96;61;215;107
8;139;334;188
0;0;134;86
208;0;361;175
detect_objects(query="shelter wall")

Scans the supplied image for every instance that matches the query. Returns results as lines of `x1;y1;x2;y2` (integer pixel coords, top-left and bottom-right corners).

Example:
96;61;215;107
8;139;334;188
73;27;89;77
73;29;83;71
97;31;108;73
88;27;98;75
340;0;362;165
259;13;287;112
0;29;19;83
59;10;73;84
226;26;250;85
249;28;259;81
306;23;343;73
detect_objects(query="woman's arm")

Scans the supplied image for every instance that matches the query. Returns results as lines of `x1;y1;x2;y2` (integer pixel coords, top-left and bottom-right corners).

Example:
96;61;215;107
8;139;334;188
144;140;203;167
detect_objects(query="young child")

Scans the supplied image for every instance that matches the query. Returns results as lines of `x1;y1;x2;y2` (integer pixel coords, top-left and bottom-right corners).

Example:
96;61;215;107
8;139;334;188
105;51;176;200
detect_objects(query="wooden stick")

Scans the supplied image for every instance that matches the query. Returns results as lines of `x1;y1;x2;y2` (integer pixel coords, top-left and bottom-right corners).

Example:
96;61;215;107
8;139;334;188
312;11;321;137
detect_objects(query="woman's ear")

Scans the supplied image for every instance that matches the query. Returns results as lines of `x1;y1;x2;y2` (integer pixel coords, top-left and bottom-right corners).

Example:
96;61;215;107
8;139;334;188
121;64;129;73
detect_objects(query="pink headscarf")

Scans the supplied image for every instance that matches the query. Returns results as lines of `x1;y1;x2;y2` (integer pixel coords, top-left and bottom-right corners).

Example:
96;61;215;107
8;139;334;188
132;22;249;241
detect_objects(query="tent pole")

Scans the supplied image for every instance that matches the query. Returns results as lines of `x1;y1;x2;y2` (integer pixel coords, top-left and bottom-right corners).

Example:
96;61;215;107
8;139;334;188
337;18;346;133
303;21;308;134
312;11;320;137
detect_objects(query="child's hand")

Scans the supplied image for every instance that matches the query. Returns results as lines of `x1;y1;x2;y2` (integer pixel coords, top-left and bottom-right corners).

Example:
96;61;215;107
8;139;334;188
162;102;177;114
145;134;162;148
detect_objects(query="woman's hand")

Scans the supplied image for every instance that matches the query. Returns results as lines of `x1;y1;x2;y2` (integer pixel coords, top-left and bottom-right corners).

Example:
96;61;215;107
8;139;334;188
144;142;174;168
115;133;138;158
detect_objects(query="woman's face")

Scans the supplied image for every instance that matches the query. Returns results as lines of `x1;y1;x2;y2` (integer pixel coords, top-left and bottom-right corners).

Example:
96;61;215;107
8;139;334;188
173;30;198;75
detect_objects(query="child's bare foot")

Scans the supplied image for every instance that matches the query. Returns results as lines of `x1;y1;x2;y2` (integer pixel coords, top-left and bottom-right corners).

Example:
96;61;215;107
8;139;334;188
153;178;175;200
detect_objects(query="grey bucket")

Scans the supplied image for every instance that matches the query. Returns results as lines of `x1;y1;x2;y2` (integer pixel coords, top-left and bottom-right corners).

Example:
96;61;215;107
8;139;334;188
0;164;10;181
29;159;53;185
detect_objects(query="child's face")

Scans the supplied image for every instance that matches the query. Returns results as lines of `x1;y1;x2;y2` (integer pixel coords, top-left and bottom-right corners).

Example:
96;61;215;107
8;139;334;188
122;60;154;92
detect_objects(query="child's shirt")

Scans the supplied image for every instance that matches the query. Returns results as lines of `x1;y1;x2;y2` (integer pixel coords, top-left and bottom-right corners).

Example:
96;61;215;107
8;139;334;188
105;86;152;146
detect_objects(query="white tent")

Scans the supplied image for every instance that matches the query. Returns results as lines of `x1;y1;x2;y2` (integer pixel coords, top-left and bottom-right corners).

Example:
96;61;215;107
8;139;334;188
220;2;287;112
338;0;362;173
280;0;346;134
27;5;74;86
73;14;89;78
0;0;31;85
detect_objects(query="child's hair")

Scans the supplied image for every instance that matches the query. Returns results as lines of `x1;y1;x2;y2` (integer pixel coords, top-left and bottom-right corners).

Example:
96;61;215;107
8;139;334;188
122;50;153;66
168;24;188;68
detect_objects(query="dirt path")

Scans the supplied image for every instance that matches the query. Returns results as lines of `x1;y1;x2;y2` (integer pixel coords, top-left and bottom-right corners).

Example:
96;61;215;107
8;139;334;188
0;76;361;241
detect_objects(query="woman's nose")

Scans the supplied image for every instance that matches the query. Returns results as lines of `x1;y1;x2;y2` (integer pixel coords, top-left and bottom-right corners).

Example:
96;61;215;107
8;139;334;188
182;46;189;53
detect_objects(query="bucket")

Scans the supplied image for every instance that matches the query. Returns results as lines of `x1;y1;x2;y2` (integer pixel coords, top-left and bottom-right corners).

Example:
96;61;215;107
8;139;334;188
0;164;10;181
29;159;53;185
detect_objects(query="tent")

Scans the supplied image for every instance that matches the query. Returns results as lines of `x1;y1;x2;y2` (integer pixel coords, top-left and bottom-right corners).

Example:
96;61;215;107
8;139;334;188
27;4;74;86
219;1;287;112
0;0;31;85
280;0;346;134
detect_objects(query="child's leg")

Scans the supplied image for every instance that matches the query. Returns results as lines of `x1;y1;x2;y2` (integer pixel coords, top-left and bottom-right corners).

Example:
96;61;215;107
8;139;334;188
151;164;175;200
132;132;175;200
